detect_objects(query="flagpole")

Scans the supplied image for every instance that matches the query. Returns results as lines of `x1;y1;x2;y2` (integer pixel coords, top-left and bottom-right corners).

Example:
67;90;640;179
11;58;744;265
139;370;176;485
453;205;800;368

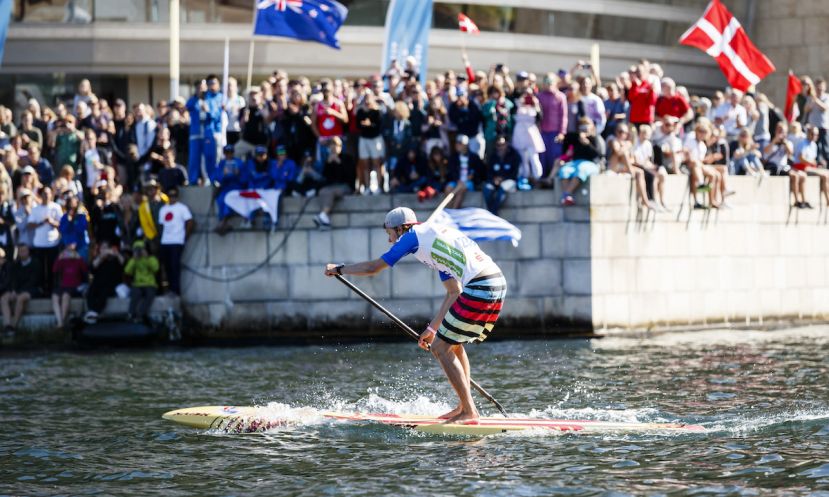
221;36;230;147
169;0;180;100
246;3;258;91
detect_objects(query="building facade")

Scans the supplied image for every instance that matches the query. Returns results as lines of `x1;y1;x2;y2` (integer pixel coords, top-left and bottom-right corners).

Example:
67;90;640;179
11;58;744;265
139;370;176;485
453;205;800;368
0;0;812;109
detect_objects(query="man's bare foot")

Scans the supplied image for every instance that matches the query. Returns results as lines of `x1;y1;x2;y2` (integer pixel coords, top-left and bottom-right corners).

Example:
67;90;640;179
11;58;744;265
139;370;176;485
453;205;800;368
445;411;480;424
438;406;463;419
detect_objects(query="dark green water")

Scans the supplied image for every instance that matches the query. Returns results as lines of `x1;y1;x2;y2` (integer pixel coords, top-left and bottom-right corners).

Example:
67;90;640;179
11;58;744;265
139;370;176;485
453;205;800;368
2;327;829;497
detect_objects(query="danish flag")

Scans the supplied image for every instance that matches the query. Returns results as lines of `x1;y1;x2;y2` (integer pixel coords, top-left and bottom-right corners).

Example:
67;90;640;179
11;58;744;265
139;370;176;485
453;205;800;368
458;13;479;35
258;0;302;13
679;0;774;92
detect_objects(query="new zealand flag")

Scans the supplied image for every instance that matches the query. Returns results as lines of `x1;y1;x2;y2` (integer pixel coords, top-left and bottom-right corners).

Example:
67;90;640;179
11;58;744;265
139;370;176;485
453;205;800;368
254;0;348;50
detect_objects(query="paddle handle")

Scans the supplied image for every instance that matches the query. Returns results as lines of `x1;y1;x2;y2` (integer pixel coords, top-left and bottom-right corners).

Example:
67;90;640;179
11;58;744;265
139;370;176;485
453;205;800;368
335;274;508;417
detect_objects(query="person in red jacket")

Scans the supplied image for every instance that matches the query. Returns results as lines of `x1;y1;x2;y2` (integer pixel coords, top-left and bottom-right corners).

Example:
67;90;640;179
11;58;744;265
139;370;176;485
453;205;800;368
655;78;693;126
52;243;88;328
628;66;657;128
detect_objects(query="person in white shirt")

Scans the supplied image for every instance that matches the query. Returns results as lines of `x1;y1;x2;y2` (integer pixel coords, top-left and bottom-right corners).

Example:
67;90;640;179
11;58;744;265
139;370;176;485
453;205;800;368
28;187;63;294
633;124;667;210
683;121;721;209
713;89;747;142
158;187;195;295
804;77;829;166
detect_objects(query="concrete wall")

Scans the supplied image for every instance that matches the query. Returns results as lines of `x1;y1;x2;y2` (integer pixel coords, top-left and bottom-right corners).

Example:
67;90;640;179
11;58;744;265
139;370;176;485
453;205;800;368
179;174;829;339
179;187;592;340
589;175;829;331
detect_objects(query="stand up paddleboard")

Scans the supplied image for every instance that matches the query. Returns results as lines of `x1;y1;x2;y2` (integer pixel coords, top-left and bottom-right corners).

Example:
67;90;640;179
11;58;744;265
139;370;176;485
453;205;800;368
162;406;706;436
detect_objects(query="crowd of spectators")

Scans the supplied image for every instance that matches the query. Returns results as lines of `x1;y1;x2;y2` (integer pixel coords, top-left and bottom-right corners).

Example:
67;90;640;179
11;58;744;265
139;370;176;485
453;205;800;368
0;79;196;335
0;58;828;331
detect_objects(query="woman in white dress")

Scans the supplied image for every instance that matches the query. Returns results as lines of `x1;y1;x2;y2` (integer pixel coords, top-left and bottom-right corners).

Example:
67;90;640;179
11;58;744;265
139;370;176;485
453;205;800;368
510;89;546;183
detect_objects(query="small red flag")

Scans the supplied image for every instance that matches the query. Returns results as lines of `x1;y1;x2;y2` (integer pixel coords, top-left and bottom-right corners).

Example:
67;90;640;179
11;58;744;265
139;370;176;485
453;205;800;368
458;13;479;35
785;71;802;123
679;0;775;92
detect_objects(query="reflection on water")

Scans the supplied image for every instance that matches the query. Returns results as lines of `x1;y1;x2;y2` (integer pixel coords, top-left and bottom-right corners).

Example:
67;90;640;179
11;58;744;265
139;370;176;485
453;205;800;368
1;326;828;496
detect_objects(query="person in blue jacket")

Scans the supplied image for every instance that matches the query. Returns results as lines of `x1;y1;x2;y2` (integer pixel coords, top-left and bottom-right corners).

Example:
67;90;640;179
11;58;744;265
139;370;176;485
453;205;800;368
272;145;298;194
243;146;277;190
213;144;246;235
186;76;223;185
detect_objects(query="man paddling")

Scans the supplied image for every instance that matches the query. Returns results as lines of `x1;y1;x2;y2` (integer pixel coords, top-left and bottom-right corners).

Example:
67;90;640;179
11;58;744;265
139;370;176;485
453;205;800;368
324;207;506;423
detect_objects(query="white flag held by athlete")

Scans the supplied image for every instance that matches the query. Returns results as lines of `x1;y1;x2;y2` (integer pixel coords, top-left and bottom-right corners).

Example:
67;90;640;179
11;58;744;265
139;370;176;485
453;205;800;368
432;208;521;247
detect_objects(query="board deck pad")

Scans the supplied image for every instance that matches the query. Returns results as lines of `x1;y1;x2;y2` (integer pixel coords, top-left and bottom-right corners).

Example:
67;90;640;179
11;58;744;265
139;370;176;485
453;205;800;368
162;406;706;436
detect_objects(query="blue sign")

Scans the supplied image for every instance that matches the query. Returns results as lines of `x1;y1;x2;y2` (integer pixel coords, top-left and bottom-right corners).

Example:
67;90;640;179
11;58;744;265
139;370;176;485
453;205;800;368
381;0;433;85
0;0;11;67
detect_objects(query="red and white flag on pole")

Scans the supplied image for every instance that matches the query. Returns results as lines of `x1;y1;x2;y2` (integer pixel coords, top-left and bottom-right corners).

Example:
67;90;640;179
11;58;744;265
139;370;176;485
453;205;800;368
678;0;775;92
784;71;802;123
224;189;281;223
458;13;479;35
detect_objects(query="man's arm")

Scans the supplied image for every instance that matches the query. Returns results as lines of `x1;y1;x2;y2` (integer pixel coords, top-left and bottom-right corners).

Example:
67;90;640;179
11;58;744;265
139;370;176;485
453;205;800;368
418;277;462;350
324;259;388;277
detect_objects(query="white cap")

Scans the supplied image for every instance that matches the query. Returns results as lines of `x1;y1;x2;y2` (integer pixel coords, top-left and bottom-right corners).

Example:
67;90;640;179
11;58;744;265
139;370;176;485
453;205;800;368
384;207;418;229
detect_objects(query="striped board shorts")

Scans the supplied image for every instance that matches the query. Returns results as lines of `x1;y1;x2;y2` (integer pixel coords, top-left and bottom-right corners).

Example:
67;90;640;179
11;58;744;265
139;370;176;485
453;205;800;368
437;272;507;345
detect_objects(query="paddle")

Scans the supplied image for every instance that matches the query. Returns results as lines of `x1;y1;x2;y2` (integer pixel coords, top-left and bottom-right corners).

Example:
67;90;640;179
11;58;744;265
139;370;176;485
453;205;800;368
335;274;508;417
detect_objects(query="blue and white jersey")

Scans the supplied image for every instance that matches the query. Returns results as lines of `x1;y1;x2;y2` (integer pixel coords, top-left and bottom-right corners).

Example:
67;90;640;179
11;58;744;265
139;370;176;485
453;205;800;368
381;223;496;287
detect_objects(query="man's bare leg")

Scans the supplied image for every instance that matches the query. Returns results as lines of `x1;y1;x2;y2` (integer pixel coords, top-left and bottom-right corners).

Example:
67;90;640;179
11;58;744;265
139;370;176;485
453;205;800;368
431;338;479;423
438;345;473;419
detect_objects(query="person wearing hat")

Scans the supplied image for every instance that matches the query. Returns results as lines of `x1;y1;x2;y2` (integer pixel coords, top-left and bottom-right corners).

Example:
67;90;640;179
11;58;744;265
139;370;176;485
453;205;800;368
445;134;484;208
124;239;159;322
324;207;507;424
273;145;299;194
243;146;277;190
214;143;243;186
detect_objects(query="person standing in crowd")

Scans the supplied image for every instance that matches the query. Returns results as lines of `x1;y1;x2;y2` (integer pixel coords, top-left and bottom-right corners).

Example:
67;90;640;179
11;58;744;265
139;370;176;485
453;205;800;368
19;111;44;150
0;248;14;334
448;87;485;159
83;242;125;324
0;190;15;259
511;88;545;186
58;194;90;261
131;103;157;174
312;79;349;165
577;75;607;135
1;245;42;333
49;115;82;172
186;78;222;186
157;148;188;194
482;86;514;152
90;186;125;248
383;101;413;175
628;66;657;129
713;89;747;144
29;187;62;295
27;144;53;188
224;77;246;146
237;88;269;161
355;92;385;194
483;135;520;214
124;240;159;323
655;78;693;126
804;77;829;166
51;243;87;329
282;87;316;165
537;73;568;176
158;187;194;295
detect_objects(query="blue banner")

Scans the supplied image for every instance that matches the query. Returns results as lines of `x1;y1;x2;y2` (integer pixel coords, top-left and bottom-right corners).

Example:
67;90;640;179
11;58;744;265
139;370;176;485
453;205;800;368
381;0;432;85
254;0;348;50
0;0;11;67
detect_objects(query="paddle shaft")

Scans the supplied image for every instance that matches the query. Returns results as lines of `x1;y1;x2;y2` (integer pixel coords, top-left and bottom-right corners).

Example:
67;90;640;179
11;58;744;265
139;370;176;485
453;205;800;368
335;274;507;417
